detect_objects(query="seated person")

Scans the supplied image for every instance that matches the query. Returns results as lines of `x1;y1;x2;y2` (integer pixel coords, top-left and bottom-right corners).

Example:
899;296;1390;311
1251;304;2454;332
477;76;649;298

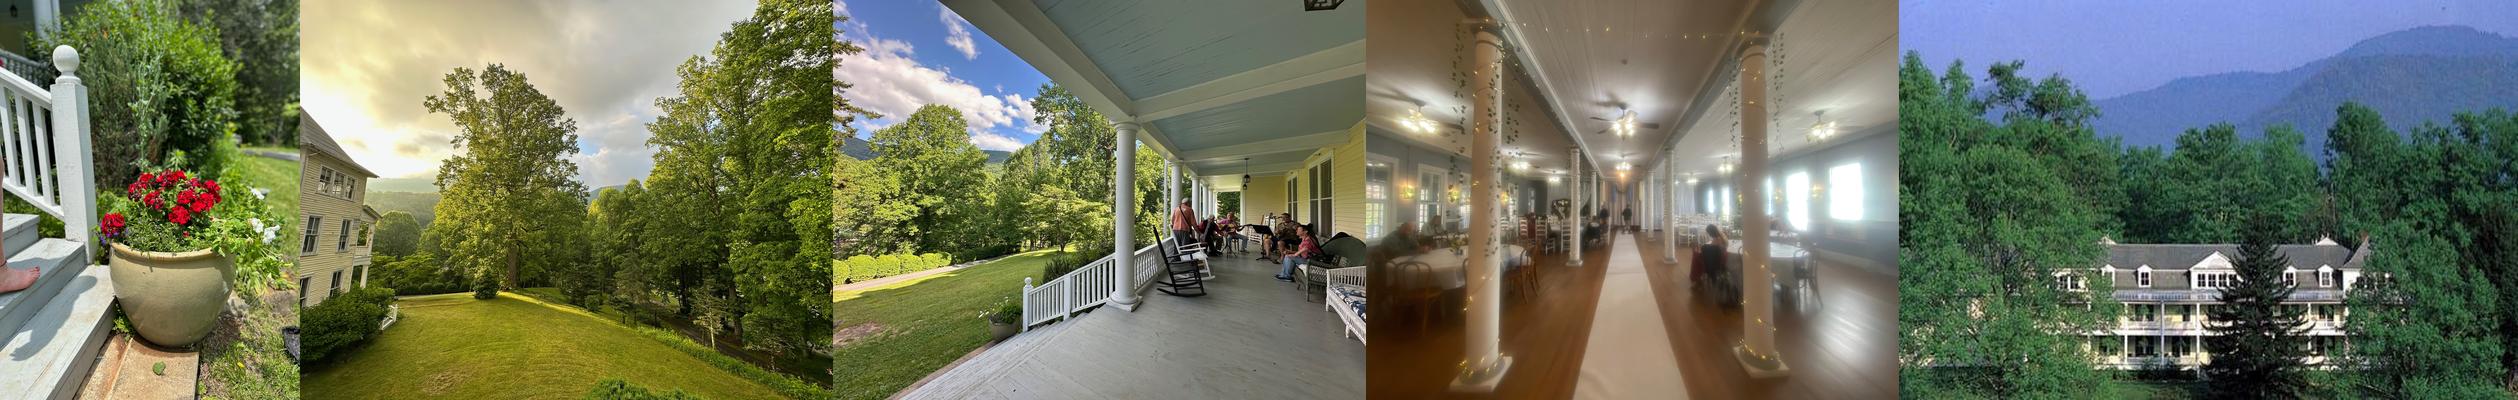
1693;224;1727;285
1275;224;1321;282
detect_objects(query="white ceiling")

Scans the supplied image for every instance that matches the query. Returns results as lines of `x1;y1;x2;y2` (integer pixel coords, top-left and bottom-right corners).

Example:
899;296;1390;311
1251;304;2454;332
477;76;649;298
1368;0;1897;186
1366;0;1578;180
1661;0;1898;181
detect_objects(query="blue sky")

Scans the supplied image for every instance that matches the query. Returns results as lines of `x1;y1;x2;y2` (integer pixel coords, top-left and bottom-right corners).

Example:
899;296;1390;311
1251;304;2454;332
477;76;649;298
1900;0;2518;98
836;0;1055;151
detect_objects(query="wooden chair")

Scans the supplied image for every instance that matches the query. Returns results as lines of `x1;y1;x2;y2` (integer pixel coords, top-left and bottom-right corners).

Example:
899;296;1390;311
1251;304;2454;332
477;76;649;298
1392;261;1442;329
1154;239;1207;297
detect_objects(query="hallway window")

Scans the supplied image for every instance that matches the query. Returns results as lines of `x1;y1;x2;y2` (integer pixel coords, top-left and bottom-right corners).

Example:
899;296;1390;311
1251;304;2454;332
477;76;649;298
1784;172;1810;232
1828;163;1863;221
1365;162;1390;239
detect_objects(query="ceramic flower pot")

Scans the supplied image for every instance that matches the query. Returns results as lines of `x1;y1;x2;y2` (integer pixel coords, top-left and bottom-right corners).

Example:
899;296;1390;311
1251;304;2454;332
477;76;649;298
988;320;1018;342
107;242;234;347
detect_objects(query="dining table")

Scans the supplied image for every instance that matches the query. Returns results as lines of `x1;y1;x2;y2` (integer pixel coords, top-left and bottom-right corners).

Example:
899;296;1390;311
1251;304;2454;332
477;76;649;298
1390;244;1531;290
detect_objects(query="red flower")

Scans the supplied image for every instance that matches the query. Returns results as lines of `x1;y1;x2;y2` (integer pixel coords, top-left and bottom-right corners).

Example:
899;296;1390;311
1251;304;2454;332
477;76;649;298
159;170;185;187
100;213;125;238
168;207;191;226
141;191;161;210
136;172;155;187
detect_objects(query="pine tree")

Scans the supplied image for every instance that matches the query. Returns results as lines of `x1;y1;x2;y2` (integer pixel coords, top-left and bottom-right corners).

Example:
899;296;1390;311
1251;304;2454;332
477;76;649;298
2203;216;2309;398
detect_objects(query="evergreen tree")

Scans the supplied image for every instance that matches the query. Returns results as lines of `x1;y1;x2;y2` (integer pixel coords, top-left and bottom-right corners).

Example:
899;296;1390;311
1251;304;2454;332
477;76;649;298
2202;216;2310;399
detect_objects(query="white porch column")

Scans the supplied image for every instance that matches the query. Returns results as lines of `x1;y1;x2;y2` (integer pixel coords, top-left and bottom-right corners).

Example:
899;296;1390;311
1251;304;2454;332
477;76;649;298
1665;153;1681;263
1452;25;1511;392
1166;159;1180;234
1733;41;1789;377
1567;145;1583;266
1111;122;1143;311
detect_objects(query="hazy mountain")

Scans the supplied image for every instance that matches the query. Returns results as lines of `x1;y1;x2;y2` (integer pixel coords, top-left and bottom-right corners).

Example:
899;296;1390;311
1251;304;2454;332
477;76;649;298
366;191;442;225
2093;25;2518;155
367;177;439;193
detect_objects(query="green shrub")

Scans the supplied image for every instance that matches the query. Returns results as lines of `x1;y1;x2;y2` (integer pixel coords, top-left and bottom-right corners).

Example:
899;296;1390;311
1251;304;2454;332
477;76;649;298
1040;251;1095;282
298;287;395;364
38;0;242;186
583;378;705;400
471;269;500;299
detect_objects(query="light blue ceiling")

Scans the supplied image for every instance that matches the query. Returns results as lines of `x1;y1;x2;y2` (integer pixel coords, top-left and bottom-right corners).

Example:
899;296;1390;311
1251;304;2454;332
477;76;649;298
1185;151;1312;177
1034;0;1364;99
1150;75;1362;151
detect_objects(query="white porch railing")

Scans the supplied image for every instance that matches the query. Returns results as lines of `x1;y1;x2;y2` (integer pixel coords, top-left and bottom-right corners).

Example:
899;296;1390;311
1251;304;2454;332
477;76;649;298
0;46;93;260
1020;242;1161;330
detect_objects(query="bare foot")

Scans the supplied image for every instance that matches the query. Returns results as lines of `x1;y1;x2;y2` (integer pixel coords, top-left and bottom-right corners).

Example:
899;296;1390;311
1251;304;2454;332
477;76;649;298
0;267;37;293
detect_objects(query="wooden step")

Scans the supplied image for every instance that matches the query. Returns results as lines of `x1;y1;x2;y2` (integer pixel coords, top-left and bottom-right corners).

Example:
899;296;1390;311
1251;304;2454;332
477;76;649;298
4;213;36;256
0;264;116;400
0;239;86;336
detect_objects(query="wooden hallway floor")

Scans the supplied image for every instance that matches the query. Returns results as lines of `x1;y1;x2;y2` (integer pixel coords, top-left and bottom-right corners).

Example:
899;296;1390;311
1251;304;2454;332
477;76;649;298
1367;231;1898;399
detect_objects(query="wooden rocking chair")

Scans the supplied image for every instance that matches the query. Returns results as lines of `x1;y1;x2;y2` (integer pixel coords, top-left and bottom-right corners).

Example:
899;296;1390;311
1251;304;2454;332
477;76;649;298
1155;239;1208;297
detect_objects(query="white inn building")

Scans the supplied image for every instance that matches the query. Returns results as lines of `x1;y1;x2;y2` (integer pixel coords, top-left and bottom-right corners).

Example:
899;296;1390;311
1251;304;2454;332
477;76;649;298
2075;235;2368;370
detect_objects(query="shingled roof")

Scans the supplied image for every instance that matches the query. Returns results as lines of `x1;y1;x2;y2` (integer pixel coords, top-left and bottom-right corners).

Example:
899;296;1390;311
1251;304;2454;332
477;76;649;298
300;114;378;177
2105;242;2361;270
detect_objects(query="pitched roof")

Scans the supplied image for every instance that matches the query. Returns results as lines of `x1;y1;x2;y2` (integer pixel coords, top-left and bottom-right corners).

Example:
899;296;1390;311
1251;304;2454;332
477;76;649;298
299;114;377;177
2105;242;2360;270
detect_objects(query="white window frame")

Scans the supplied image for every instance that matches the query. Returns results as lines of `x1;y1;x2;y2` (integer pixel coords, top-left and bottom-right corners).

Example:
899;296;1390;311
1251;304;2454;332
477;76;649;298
2137;266;2152;288
1827;163;1863;221
2319;265;2334;288
1784;171;1810;232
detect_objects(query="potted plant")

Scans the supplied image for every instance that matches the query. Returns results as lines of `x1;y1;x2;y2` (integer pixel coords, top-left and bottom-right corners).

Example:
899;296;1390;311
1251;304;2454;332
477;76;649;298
981;297;1021;341
99;167;245;347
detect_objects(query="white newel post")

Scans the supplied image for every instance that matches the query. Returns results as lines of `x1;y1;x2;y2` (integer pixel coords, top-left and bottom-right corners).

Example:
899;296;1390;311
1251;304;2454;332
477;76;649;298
1111;122;1141;311
1452;25;1509;392
1165;159;1179;241
1734;41;1789;377
50;46;94;261
1566;145;1582;266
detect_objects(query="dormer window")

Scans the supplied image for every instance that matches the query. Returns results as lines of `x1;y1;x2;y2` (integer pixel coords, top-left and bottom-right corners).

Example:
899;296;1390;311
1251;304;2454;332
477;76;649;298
2136;266;2152;288
2283;267;2298;288
2319;266;2334;287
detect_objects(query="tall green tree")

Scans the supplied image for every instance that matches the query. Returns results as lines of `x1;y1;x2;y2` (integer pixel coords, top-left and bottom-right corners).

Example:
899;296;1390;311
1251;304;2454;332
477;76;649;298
174;0;299;145
2202;217;2310;399
1898;53;2123;398
419;64;590;291
371;211;422;257
863;105;991;254
2328;104;2514;397
636;0;836;357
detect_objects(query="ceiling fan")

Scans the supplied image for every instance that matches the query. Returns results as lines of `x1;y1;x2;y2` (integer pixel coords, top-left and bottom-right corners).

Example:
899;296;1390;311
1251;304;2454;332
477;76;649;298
1589;108;1659;137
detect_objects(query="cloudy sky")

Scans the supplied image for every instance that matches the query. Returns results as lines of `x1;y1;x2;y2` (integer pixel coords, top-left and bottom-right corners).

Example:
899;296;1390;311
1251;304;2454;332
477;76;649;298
301;0;756;187
836;0;1053;151
1902;0;2518;98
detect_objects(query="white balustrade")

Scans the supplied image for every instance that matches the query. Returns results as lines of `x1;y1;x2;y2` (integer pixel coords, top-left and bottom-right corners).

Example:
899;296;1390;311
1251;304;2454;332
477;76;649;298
1020;242;1161;330
0;45;93;261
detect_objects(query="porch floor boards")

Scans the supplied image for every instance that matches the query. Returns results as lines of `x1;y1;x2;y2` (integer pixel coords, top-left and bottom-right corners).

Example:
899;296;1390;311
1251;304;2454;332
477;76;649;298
899;252;1366;399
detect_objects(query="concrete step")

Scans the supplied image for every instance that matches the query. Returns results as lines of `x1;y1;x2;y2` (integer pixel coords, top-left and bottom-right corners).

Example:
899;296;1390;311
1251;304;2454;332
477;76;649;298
0;239;85;336
0;264;115;400
4;213;36;256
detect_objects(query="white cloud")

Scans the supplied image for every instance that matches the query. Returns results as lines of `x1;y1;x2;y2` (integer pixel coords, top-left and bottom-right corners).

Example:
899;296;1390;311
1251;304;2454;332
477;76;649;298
837;22;1043;142
940;5;979;60
302;0;754;184
970;132;1025;151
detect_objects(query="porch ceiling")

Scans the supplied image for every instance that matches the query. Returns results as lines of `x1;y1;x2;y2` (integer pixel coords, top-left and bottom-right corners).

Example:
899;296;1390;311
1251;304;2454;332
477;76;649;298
945;0;1365;167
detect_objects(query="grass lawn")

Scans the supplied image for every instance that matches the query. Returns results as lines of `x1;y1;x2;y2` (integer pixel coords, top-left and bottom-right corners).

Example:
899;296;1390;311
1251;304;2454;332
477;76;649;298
830;249;1065;400
233;149;299;222
303;292;791;399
